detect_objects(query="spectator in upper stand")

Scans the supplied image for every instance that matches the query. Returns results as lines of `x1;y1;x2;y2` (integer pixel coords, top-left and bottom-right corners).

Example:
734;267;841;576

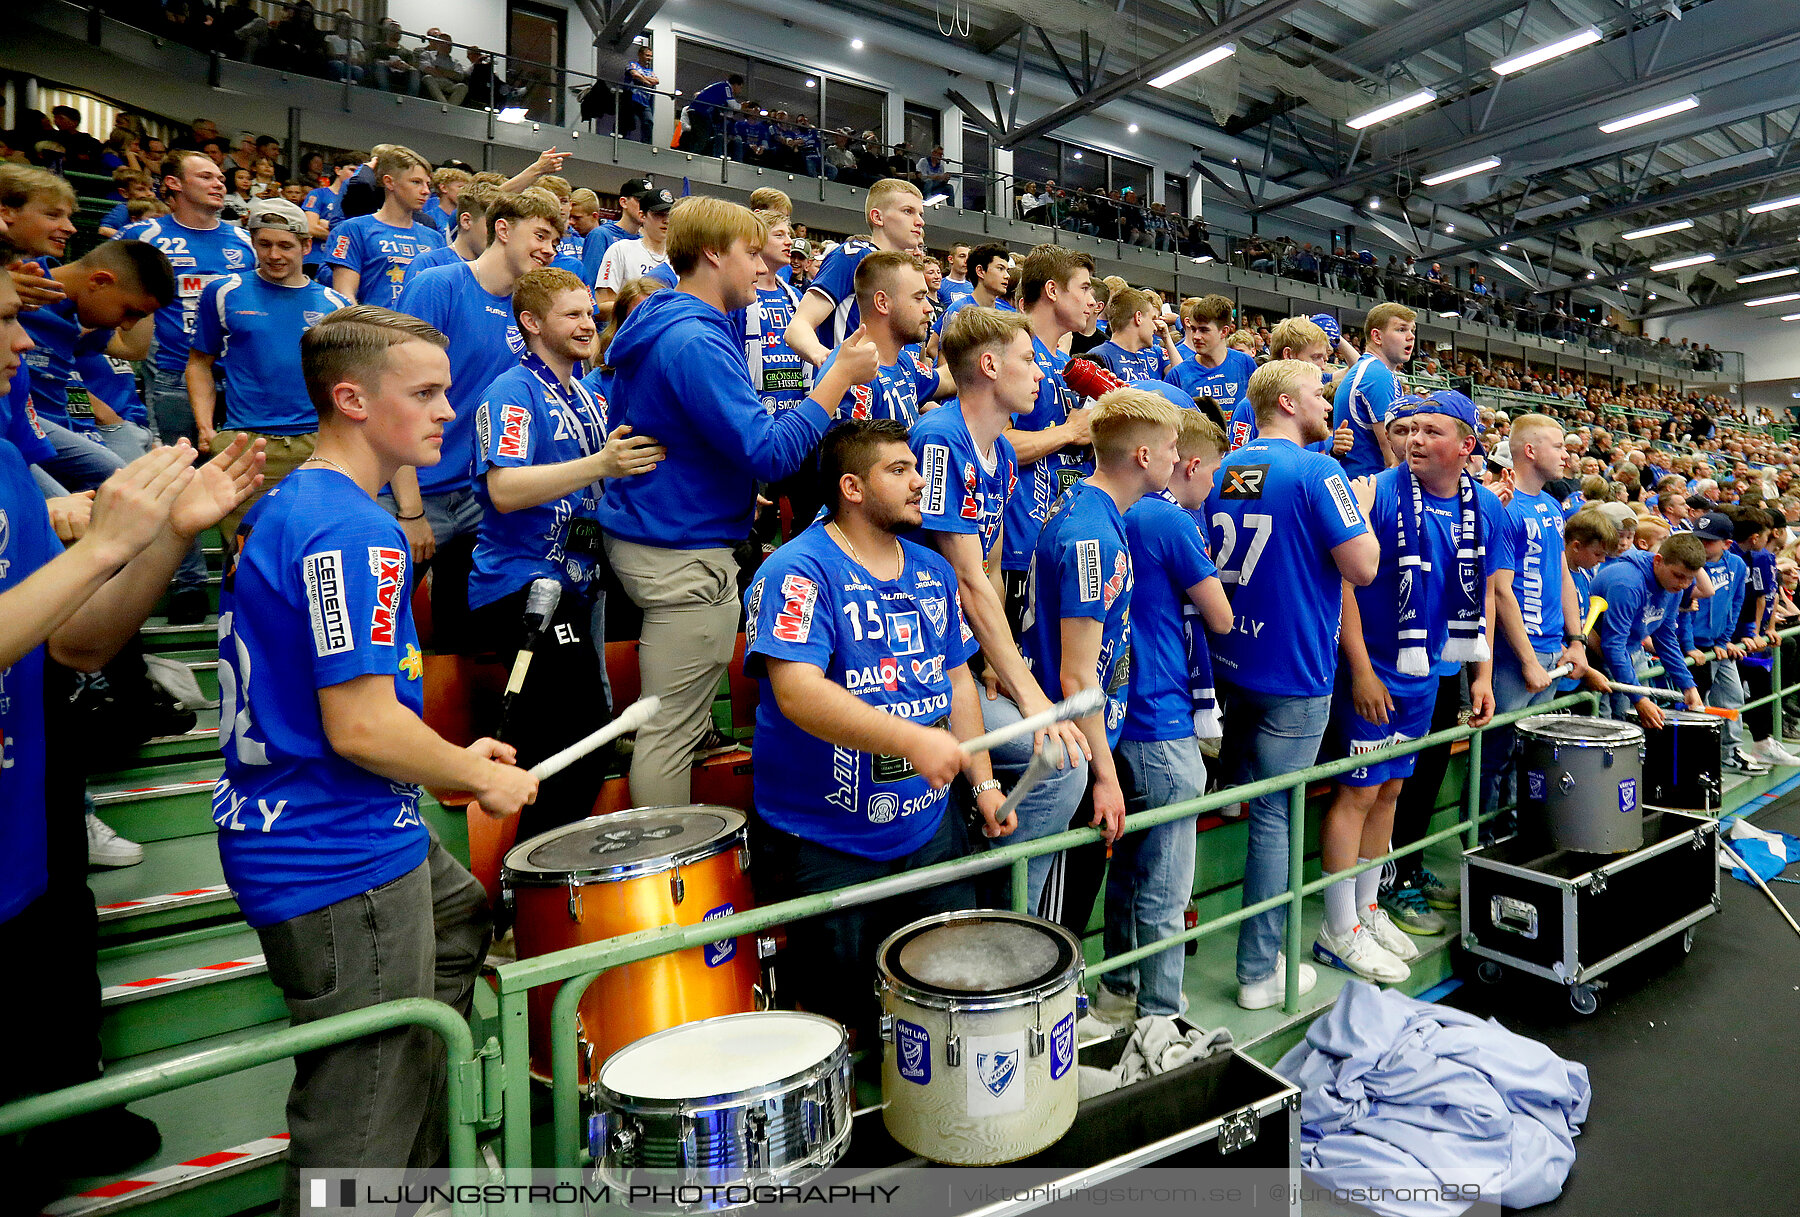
917;146;954;205
1016;182;1044;223
370;20;420;96
621;44;658;143
824;129;858;183
419;28;470;106
691;73;744;155
887;141;922;188
789;115;825;177
465;47;512;111
49;106;101;174
99;130;147;175
324;9;367;82
266;1;328;75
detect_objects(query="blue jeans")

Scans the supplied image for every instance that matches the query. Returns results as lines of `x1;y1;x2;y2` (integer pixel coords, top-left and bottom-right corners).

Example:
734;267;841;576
146;364;212;593
1708;657;1745;754
1482;641;1561;815
980;693;1089;916
1106;737;1202;1016
37;418;125;492
95;420;153;465
1218;681;1331;985
377;486;481;549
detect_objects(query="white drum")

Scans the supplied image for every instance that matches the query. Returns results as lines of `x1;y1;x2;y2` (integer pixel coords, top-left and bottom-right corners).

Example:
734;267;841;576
876;910;1083;1165
592;1011;853;1207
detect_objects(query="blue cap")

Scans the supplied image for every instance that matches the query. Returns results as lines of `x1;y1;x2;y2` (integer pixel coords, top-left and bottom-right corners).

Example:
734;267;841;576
1131;379;1194;411
1309;313;1341;347
1392;389;1485;456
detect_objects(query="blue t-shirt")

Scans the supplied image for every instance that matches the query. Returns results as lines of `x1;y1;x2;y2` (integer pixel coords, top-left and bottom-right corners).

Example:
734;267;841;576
1353;468;1513;698
1022;481;1134;748
323;214;446;309
938;276;975;308
401;242;471;286
75;352;148;426
100;201;130;233
425;197;458;232
583;219;633;286
1498;489;1568;654
551;231;587;279
0;444;59;922
1749;548;1779;634
693;80;737;112
1122;494;1217;742
193;273;352;435
1170;349;1255;415
910;401;1017;561
934;292;1015;336
470;362;611;609
1331;354;1400;478
1;371;57;466
805;236;877;350
1693;551;1748;649
821;344;939;427
303;183;344;231
116;215;256;376
1083;339;1169;387
20;296;115;431
394;260;527;496
745;527;978;860
215;468;430;927
731;281;810;413
1002;334;1090;572
1206;437;1370;697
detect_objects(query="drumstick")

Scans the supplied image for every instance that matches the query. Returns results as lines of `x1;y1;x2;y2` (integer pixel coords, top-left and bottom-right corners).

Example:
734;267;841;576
1718;839;1800;940
959;688;1105;757
530;695;662;781
993;747;1058;824
1605;680;1739;720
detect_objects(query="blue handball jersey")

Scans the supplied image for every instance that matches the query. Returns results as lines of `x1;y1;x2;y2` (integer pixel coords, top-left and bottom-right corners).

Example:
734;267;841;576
910;401;1017;561
116;215;256;377
215;468;430;927
1206;436;1370;698
1022;481;1134;748
731;281;811;413
1002;334;1090;572
804;236;878;350
1332;354;1400;479
821;344;939;426
745;527;978;861
1499;489;1568;654
1082;340;1169;387
324;214;446;309
395;260;527;496
551;231;587;278
1170;349;1255;415
934;293;1015;336
19;295;114;431
938;276;975;308
1354;468;1513;697
401;243;471;287
193;273;352;435
469;361;611;609
302;183;343;231
0;443;62;921
76;352;149;426
1122;493;1216;742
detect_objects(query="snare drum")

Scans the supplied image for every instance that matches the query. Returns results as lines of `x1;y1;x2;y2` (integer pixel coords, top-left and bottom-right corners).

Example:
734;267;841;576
503;807;761;1082
1642;709;1723;811
592;1011;853;1208
876;911;1083;1165
1516;715;1647;854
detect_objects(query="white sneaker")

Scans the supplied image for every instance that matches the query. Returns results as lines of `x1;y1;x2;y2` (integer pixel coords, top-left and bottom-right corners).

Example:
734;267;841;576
1236;952;1318;1011
1219;802;1245;820
1090;984;1137;1025
1751;738;1800;767
1313;923;1410;984
1360;906;1422;962
87;813;144;868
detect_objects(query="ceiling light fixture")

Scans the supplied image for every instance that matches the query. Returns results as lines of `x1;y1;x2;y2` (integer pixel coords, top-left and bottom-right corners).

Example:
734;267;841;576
1781;313;1800;321
1622;218;1694;240
1748;193;1800;215
850;37;864;50
1492;26;1603;75
1422;156;1501;187
1347;89;1438;130
1128;123;1139;133
1737;268;1799;284
1649;252;1714;271
1515;194;1590;222
1598;95;1699;134
1147;42;1236;90
1744;291;1800;307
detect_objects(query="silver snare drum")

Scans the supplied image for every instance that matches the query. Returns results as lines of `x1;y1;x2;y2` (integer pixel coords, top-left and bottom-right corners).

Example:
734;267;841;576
1516;714;1647;853
592;1011;852;1209
877;910;1083;1165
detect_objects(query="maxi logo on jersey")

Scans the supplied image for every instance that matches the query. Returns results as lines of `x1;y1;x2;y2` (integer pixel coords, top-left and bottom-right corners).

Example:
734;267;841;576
497;404;530;461
772;574;819;643
368;547;406;645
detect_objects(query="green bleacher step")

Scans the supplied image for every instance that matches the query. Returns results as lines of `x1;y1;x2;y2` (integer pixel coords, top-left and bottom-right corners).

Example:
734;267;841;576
137;618;219;653
98;927;284;1061
92;833;238;942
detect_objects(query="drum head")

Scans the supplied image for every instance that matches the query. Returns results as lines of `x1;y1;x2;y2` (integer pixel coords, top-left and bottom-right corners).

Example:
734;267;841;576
599;1012;844;1102
1657;709;1721;729
502;806;743;882
885;913;1077;999
1517;715;1644;745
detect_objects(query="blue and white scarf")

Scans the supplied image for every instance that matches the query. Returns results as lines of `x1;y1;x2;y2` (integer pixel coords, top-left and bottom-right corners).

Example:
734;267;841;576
1396;467;1487;676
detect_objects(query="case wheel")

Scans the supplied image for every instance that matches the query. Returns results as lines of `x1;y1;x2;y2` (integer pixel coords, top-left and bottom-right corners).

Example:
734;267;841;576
1569;984;1600;1015
1475;960;1504;985
1681;927;1695;954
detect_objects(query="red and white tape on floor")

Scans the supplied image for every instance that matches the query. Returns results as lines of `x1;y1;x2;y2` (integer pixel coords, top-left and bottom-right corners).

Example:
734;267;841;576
96;885;233;923
40;1133;289;1216
100;956;267;1007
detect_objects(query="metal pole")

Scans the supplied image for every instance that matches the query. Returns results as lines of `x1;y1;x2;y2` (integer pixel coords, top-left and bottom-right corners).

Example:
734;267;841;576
551;971;603;1169
1464;729;1483;853
1283;783;1305;1016
498;988;534;1178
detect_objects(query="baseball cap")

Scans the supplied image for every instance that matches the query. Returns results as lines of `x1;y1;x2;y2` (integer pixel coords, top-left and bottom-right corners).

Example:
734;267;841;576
1393;389;1486;456
1308;313;1341;347
1489;439;1513;471
1692;511;1733;541
244;197;310;236
635;186;676;214
1595;502;1637;529
617;176;654;199
790;239;812;258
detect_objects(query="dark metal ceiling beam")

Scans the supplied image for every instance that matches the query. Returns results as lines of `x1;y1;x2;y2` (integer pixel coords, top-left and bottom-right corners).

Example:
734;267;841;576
1322;0;1529;81
996;0;1311;148
596;0;667;48
975;20;1026;56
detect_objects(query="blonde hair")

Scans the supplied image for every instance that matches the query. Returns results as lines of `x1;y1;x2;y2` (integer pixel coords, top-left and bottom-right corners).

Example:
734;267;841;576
666;196;763;276
471;171;506;187
1510;412;1562;451
486;187;564;240
456;180;503;226
1090;387;1182;462
866;177;924;220
569;188;601;215
512;266;590;327
430;167;472;193
374;145;431;186
941;306;1033;385
536;174;572;202
1248;359;1321;426
0;164;78;212
302;305;447;414
1365;301;1417;333
1178;411;1227;460
1181;293;1234;327
1227;330;1261;354
752;208;789;236
1105;287;1154;330
748;186;793;216
1269;316;1327;360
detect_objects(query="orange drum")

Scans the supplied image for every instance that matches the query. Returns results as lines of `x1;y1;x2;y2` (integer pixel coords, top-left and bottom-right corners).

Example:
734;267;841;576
503;807;760;1083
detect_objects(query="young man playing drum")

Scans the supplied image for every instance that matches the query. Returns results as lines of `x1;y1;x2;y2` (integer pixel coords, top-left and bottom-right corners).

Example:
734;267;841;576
743;418;1007;1044
217;306;537;1215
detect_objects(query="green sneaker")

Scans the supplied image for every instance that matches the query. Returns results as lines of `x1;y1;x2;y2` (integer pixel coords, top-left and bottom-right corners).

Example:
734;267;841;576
1418;868;1459;911
1378;881;1446;936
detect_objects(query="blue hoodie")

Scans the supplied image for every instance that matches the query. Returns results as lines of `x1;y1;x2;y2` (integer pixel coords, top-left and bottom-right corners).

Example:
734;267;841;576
1589;547;1694;691
598;288;833;548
